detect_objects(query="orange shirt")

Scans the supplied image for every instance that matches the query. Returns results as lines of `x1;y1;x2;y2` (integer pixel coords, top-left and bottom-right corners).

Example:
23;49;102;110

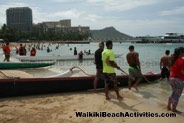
30;49;36;56
4;45;10;55
170;58;184;80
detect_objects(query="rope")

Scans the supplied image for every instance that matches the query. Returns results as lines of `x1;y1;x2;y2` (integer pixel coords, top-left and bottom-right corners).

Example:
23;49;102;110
70;66;151;83
70;66;95;77
141;74;151;83
119;68;151;83
119;68;135;81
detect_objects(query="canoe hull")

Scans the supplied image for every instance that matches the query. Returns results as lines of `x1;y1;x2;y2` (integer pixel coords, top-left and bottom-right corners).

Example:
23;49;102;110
0;74;160;97
15;54;123;61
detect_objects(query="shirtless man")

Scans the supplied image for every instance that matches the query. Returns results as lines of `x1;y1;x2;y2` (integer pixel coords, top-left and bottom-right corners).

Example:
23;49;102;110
126;45;142;91
160;50;170;81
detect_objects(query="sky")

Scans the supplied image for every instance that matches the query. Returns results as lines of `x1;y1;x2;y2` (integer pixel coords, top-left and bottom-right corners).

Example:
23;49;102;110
0;0;184;37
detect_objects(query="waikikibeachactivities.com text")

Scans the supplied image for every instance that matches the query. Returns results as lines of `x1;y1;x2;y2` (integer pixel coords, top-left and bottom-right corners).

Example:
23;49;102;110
75;112;176;118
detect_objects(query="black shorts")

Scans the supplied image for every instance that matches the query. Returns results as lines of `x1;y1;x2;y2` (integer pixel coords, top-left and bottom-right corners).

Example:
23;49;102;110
5;54;10;59
104;73;118;85
96;64;103;69
161;66;170;79
95;69;104;79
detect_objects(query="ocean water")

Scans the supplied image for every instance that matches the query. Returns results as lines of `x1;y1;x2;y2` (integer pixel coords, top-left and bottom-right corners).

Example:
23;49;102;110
32;42;183;75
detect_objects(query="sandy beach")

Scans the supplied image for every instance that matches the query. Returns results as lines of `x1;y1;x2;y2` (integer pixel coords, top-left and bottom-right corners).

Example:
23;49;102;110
0;83;183;123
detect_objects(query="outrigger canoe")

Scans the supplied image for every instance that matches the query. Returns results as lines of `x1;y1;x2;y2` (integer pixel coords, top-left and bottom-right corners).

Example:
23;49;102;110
15;54;123;61
0;73;160;97
0;62;55;69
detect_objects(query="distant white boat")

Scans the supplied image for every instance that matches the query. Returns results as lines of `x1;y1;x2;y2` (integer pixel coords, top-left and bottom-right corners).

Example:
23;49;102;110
166;43;173;45
15;54;123;62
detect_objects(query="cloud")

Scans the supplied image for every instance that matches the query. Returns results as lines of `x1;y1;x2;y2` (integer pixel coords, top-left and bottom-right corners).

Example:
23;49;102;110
51;0;75;2
115;19;184;36
51;0;84;4
0;0;183;36
48;9;84;19
32;7;50;23
160;6;184;16
86;0;168;12
83;14;102;22
80;16;183;36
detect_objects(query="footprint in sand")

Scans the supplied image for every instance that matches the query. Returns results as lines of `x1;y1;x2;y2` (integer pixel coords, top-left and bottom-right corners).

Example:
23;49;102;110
38;98;55;105
63;96;74;101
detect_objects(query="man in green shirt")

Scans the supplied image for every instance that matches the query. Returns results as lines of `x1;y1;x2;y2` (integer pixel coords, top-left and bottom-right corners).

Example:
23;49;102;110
102;40;123;100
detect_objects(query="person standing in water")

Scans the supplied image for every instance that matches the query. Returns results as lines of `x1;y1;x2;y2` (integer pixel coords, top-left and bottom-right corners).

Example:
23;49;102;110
3;42;11;62
160;50;170;81
167;47;184;112
74;47;77;55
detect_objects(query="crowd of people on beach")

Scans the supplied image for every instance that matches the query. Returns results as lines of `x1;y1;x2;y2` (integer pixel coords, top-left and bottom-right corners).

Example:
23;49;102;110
1;41;94;62
0;42;64;61
93;40;184;113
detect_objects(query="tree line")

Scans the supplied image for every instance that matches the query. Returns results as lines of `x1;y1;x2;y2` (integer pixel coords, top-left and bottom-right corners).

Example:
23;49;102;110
0;24;92;42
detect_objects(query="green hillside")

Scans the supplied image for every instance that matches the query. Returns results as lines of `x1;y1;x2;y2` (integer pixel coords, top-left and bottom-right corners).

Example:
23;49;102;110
90;26;133;41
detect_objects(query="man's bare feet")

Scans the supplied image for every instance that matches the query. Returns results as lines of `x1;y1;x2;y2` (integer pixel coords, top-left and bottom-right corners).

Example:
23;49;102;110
93;89;97;93
172;109;176;112
128;86;131;90
133;85;139;91
117;95;124;100
166;105;171;111
106;97;111;100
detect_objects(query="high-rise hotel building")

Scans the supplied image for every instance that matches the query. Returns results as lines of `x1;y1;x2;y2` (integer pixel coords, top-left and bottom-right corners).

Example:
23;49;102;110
6;7;33;33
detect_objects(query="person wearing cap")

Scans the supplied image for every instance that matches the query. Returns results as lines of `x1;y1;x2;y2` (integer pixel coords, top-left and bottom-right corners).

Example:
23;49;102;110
93;42;104;92
126;45;142;91
102;40;123;100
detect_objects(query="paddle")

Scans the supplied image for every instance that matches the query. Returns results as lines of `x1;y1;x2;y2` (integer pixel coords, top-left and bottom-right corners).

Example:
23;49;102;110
141;73;151;83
